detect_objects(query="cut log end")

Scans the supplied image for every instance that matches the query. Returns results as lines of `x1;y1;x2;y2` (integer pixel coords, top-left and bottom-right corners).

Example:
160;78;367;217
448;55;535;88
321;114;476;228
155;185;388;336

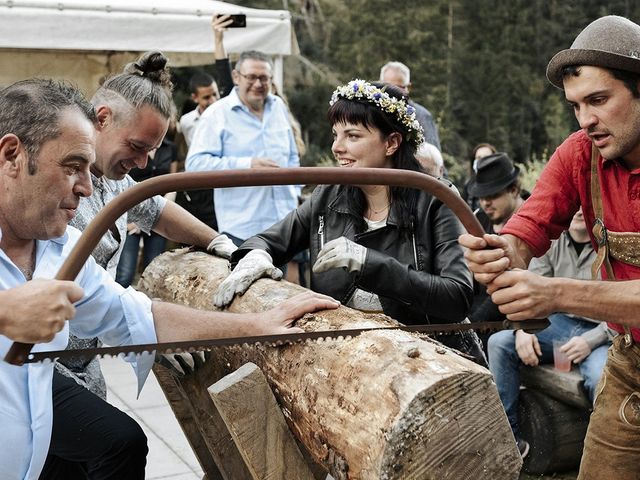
380;374;521;479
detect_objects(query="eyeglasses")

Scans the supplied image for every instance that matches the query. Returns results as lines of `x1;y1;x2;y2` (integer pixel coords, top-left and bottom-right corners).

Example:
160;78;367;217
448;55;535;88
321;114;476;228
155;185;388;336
236;72;272;85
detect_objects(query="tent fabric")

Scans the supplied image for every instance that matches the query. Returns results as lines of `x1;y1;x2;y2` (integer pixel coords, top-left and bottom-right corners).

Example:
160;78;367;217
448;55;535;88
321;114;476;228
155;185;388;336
0;0;297;93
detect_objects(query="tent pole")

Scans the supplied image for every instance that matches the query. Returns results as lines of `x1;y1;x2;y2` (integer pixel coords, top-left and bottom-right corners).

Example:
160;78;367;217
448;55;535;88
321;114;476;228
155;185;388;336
274;55;284;94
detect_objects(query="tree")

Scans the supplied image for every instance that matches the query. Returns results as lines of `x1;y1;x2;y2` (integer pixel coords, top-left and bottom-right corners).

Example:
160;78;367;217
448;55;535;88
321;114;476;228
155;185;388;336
204;0;640;186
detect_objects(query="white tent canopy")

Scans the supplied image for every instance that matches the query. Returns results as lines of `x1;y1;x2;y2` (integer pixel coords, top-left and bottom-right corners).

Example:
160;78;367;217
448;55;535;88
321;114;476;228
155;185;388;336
0;0;297;94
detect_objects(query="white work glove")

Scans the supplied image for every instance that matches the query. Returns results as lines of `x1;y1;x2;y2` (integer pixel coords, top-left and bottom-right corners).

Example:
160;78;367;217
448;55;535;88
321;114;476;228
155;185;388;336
206;234;238;259
213;249;283;307
156;351;206;377
312;237;367;274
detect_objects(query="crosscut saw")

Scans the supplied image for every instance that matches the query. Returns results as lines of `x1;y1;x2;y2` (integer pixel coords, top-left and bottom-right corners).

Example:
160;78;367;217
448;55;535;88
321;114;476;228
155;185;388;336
4;168;548;366
21;319;550;364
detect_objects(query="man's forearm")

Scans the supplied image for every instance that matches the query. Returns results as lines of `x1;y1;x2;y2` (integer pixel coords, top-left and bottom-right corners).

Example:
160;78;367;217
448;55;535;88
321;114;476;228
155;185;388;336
553;277;640;327
152;301;254;342
152;201;218;248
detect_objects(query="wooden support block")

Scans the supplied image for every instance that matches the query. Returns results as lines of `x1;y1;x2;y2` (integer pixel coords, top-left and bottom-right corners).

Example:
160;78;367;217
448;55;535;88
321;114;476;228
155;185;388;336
152;362;253;480
209;362;316;480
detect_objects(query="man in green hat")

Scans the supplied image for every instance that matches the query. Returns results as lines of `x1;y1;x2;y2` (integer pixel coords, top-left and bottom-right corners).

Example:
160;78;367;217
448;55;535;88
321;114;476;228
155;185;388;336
460;15;640;479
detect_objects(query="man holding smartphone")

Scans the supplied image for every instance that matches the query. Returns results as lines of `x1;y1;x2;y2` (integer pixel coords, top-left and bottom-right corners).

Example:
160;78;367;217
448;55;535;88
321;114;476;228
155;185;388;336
186;46;300;247
177;14;237;231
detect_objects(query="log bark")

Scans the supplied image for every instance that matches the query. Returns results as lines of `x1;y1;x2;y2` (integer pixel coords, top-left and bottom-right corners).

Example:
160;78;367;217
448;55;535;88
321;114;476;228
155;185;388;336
138;249;521;480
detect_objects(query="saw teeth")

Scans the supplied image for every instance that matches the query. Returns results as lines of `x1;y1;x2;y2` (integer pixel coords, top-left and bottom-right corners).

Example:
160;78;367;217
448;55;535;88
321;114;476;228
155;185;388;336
20;321;523;365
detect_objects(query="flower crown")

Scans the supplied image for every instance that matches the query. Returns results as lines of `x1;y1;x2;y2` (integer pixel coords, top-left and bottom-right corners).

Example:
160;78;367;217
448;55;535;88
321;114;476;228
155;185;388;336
329;79;425;146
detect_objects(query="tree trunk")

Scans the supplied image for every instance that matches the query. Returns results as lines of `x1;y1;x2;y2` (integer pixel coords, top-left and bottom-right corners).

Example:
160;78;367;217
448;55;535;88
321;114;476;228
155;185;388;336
138;249;521;480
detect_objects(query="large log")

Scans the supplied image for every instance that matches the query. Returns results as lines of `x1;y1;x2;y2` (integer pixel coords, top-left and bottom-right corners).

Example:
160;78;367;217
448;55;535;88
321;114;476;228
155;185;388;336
138;249;521;480
519;366;591;474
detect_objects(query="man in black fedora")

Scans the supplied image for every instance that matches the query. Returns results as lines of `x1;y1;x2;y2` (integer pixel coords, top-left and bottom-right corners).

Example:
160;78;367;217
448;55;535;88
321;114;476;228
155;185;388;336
468;152;523;235
460;15;640;478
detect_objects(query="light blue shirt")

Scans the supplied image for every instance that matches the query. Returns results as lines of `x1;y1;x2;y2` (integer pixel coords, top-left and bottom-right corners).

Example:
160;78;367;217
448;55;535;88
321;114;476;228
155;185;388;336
186;87;300;240
0;226;157;480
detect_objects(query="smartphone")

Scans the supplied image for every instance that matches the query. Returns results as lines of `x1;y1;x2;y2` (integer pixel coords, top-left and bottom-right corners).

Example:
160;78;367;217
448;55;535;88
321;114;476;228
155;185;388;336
217;14;246;28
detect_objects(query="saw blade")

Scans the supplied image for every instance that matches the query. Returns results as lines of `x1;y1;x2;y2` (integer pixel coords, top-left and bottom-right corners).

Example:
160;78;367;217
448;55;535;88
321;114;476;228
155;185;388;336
19;318;549;364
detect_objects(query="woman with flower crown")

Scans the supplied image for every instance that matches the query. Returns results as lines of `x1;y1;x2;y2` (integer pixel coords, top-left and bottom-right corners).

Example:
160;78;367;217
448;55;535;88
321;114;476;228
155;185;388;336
213;79;484;363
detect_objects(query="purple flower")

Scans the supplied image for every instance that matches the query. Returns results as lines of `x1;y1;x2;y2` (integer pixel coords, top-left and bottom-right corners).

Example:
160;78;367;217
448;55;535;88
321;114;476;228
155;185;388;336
352;84;359;92
373;92;381;100
407;105;415;115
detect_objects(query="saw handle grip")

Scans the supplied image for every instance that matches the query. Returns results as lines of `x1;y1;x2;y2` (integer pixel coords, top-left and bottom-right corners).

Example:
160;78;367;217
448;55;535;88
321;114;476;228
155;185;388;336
504;318;550;334
5;342;31;365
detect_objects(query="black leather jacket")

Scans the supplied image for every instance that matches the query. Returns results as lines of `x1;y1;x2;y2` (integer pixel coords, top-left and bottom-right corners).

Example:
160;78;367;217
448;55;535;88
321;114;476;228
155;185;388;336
234;184;484;362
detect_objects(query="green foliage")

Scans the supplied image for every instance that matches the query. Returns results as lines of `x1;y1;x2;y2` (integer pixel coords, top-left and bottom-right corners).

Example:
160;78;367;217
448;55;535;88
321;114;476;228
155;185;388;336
442;151;469;188
520;155;549;194
188;0;640;190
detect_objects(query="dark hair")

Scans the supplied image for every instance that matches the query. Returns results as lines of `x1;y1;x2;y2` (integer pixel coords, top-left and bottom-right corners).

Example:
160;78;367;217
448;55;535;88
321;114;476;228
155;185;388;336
506;178;522;194
0;79;97;174
189;72;215;95
471;142;497;162
235;51;273;71
93;51;174;122
561;65;640;98
327;82;422;232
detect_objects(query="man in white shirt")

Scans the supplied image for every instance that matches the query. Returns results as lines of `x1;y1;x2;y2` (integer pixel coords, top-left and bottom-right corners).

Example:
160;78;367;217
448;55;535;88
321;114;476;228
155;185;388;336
179;72;219;147
0;78;339;480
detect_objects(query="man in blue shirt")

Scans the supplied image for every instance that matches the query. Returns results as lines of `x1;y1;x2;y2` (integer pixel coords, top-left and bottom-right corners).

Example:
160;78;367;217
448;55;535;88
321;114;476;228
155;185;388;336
0;78;339;480
186;50;301;246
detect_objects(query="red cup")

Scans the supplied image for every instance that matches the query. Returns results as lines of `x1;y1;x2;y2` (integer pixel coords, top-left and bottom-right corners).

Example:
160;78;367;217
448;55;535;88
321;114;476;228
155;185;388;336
553;340;572;372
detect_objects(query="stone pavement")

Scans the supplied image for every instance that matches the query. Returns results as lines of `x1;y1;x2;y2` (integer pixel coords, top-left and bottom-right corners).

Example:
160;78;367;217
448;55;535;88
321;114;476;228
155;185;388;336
101;356;203;480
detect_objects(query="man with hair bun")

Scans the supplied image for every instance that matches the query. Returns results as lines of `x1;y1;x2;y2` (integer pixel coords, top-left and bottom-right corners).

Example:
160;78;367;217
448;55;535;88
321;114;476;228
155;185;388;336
460;16;640;478
46;50;238;478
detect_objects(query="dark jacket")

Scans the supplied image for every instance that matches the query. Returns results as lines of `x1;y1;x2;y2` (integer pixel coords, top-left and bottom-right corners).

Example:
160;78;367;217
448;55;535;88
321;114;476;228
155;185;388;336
234;184;485;362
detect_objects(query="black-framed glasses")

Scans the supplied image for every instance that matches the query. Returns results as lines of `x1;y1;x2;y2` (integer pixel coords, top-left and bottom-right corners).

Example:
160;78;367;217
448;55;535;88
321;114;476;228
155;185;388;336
236;72;272;85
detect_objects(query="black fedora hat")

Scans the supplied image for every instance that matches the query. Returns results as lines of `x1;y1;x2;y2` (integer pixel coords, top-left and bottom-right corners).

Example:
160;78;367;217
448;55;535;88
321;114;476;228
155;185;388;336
468;152;520;198
547;16;640;89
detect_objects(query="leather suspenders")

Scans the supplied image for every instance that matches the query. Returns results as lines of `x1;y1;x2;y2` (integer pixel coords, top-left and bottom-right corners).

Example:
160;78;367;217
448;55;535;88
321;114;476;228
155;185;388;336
589;144;635;346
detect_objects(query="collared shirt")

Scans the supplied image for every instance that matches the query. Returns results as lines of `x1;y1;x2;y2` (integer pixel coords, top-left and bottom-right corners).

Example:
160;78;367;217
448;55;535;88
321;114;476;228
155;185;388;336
58;173;165;397
186;87;300;240
0;226;156;480
502;129;640;342
179;107;202;148
71;172;165;278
